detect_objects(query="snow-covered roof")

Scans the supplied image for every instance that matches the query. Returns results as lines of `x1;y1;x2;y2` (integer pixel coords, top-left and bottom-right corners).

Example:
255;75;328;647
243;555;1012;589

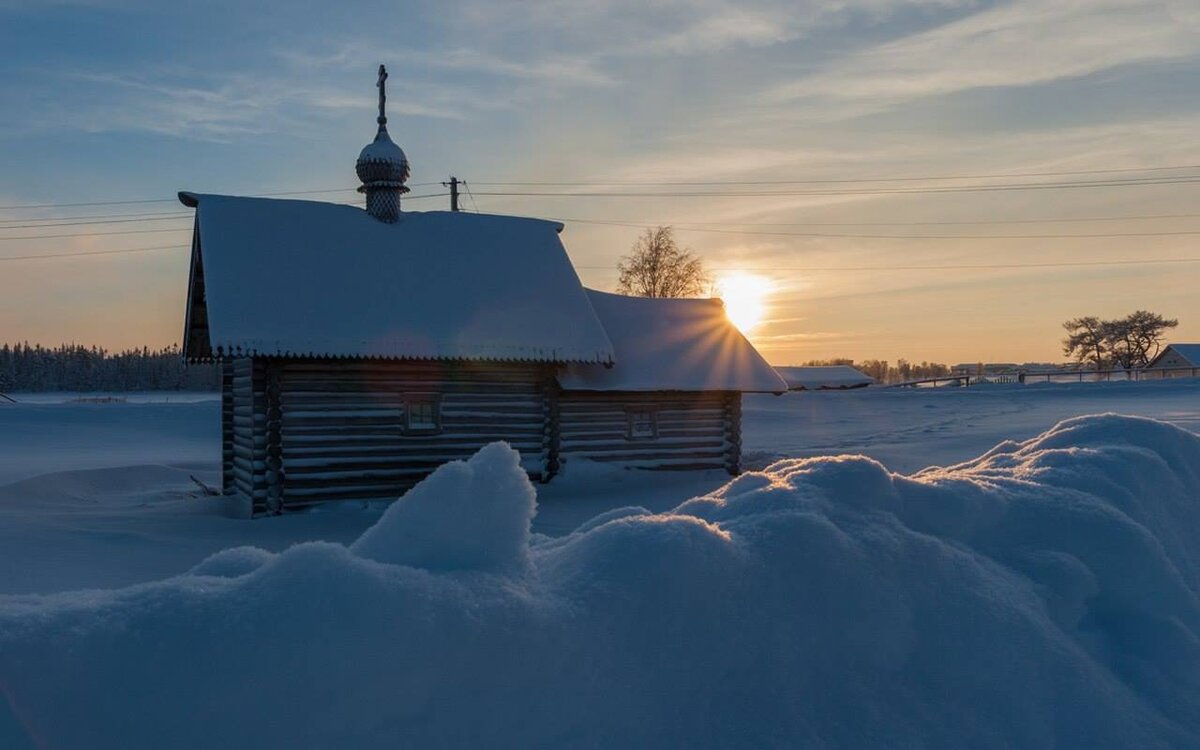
557;290;787;393
1149;344;1200;367
774;365;874;390
180;193;613;363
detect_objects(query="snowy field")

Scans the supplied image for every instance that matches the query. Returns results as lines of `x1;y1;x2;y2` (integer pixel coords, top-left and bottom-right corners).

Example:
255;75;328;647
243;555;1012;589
1;381;1199;747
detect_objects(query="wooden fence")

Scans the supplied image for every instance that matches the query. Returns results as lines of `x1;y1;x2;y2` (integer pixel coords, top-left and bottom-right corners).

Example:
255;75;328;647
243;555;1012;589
1019;365;1200;384
891;365;1200;388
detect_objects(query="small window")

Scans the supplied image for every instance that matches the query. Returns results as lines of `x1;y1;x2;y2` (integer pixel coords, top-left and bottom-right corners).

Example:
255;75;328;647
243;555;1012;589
626;407;658;440
404;394;442;434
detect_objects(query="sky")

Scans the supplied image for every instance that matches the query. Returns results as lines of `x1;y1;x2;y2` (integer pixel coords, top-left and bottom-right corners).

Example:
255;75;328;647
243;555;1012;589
1;0;1199;365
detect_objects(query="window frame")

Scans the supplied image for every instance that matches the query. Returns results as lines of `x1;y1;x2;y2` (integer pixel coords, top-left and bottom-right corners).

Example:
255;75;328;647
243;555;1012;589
625;406;659;441
403;393;443;435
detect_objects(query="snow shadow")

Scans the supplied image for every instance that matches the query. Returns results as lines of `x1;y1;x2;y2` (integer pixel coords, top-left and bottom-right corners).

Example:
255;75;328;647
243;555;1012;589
1;414;1199;748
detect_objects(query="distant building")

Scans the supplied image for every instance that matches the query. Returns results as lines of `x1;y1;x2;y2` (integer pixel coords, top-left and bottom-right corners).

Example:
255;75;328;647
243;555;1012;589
774;365;874;391
1145;344;1200;376
179;67;784;516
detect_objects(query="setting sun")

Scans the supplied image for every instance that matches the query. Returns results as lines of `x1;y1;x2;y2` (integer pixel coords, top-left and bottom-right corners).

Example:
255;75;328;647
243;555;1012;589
716;272;772;332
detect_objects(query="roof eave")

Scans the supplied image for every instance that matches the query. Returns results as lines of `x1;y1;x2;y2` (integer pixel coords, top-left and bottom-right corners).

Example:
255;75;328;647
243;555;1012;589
206;346;613;365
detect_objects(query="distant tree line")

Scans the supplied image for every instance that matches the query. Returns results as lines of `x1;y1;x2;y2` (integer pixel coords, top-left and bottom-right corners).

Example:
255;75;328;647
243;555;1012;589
802;358;951;384
1062;311;1178;369
0;343;219;392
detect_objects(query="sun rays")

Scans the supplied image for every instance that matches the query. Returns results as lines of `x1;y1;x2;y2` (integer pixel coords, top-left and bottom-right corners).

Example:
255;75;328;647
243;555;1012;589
716;272;772;333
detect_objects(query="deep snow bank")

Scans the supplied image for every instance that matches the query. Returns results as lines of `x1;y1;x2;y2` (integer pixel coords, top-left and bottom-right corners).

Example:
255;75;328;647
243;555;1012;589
2;416;1199;749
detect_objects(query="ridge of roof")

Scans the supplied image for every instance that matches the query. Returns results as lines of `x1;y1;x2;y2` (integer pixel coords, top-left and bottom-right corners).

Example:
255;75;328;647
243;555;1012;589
179;191;565;232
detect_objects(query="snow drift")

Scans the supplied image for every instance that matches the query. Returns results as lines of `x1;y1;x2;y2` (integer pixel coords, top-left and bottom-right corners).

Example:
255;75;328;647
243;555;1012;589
2;415;1199;748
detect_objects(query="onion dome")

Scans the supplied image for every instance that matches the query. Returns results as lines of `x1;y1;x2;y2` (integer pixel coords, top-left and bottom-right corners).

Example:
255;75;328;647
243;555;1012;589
357;64;409;223
356;125;410;187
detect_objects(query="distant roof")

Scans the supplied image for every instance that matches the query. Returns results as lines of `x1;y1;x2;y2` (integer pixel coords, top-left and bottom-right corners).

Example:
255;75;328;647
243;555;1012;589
180;193;613;363
1149;344;1200;367
557;290;787;393
774;365;874;390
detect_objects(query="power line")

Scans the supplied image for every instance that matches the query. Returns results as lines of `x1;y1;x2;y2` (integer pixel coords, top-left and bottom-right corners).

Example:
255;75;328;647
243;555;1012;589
0;214;192;229
13;218;1200;243
0;189;354;211
0;185;447;211
550;211;1200;228
5;240;1200;274
0;198;1190;256
7;206;1200;231
0;244;189;262
0;227;190;241
0;210;193;225
2;164;1198;211
573;257;1200;273
542;217;1200;240
1;195;440;226
0;194;448;238
473;175;1200;199
462;180;480;213
467;163;1200;186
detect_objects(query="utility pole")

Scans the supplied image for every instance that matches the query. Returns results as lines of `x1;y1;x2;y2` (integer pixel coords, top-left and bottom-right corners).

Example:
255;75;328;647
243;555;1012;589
443;176;460;212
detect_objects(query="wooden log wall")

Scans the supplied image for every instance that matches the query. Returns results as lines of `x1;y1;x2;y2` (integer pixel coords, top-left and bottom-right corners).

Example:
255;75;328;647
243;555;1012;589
557;391;742;474
272;360;552;510
220;360;234;493
542;374;561;479
724;391;742;474
264;366;283;513
228;357;270;516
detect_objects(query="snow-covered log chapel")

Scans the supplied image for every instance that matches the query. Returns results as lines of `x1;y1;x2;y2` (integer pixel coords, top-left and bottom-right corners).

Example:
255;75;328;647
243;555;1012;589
181;66;785;516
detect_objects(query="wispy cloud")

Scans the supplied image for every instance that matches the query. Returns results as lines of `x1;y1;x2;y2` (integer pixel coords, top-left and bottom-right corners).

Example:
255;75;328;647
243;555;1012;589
21;64;471;141
277;42;615;88
767;0;1200;116
452;0;970;59
431;49;616;86
50;71;281;140
584;116;1200;226
642;5;802;55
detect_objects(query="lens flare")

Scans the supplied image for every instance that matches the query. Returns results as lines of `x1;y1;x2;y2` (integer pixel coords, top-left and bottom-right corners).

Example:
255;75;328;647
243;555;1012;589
716;272;771;332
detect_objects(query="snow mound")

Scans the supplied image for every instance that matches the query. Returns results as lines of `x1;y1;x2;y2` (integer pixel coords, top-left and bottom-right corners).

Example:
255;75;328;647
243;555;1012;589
351;441;536;576
2;417;1199;748
189;546;274;578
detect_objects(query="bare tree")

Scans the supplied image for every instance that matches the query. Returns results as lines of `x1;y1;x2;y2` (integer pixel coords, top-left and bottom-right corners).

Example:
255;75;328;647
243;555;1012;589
616;227;710;298
1062;316;1109;368
1105;310;1178;368
1063;311;1178;369
856;359;890;383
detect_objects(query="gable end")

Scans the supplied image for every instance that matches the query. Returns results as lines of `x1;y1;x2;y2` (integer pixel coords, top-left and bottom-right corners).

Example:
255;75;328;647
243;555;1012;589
182;218;214;361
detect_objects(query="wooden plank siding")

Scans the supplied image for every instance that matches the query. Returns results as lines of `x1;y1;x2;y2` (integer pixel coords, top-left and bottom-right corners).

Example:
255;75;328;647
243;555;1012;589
182;221;213;360
557;391;741;473
268;359;555;511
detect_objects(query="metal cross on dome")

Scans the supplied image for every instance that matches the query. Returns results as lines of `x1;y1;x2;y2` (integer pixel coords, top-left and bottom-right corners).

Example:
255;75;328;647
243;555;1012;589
376;64;388;124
